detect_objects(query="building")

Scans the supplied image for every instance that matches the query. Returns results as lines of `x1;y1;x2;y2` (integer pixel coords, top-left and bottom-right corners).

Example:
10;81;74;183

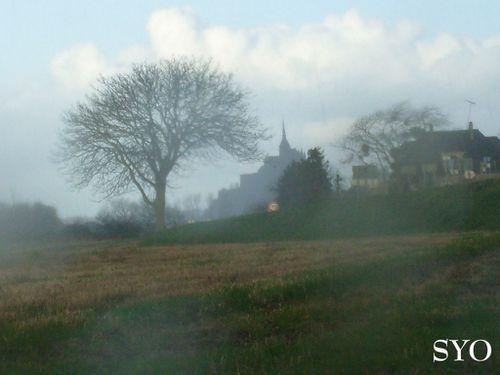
351;164;385;192
207;123;304;218
392;122;500;190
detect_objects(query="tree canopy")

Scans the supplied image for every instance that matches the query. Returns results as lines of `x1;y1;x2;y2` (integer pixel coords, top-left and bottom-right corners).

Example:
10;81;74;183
276;147;332;208
57;57;267;230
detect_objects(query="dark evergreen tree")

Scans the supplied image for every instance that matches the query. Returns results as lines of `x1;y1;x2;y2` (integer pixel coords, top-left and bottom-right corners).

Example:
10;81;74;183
276;147;332;208
333;173;344;196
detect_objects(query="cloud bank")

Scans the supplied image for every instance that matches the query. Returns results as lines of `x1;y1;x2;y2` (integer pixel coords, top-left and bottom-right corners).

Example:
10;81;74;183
48;7;500;145
50;8;500;95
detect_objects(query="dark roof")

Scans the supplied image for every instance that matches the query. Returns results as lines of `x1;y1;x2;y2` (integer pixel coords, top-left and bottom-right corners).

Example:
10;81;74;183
485;136;500;156
393;128;500;164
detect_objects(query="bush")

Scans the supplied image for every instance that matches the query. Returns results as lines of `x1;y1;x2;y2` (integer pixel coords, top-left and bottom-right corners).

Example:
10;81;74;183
0;202;62;242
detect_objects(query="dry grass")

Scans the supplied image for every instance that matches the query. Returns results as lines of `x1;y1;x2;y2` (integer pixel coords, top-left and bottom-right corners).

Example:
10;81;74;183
0;233;460;331
1;232;498;375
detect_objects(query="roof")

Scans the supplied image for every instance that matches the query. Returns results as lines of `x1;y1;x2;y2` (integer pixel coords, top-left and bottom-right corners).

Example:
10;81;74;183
392;128;500;164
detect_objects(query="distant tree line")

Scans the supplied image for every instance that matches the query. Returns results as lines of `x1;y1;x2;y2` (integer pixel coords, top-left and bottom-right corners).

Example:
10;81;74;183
0;202;62;242
0;199;190;243
63;200;188;239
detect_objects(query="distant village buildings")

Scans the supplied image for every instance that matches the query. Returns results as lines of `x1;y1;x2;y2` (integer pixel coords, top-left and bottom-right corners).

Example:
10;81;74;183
207;123;304;218
352;122;500;192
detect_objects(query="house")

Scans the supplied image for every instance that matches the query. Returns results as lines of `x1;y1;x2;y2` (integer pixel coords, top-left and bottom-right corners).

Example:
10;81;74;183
351;164;386;193
391;122;500;190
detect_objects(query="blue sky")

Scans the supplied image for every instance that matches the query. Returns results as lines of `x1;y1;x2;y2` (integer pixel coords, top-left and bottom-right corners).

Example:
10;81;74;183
1;1;500;217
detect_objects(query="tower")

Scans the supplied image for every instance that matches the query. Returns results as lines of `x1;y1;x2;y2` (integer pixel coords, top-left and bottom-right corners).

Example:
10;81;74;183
279;120;291;156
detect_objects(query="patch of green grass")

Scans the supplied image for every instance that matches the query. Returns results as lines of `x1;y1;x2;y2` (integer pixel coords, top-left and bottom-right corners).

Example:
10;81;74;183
204;233;499;375
2;233;498;374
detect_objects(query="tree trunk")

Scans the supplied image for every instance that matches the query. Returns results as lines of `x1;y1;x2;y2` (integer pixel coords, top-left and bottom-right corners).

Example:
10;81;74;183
154;185;166;232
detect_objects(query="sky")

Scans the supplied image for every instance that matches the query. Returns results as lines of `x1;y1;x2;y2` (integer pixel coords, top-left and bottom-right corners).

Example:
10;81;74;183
1;1;500;218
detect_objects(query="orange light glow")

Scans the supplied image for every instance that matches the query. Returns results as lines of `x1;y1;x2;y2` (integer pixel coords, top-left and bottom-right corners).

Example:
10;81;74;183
267;201;279;212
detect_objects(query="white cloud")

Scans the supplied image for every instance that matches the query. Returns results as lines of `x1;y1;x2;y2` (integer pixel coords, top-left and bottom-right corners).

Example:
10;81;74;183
48;7;500;105
141;7;500;102
417;34;461;69
50;43;113;90
144;8;426;89
483;35;500;48
148;7;201;57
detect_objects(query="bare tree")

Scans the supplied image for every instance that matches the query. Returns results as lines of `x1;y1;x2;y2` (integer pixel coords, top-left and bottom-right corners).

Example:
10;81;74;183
97;198;139;223
57;57;267;231
338;102;448;173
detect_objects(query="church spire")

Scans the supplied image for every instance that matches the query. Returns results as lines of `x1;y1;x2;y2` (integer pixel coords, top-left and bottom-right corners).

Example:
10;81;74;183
279;119;291;156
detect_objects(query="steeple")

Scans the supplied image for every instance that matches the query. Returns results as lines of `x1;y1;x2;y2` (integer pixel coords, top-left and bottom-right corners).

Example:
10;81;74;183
279;119;291;156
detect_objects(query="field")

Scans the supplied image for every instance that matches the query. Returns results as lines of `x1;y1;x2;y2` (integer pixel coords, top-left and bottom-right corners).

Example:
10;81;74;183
0;232;498;374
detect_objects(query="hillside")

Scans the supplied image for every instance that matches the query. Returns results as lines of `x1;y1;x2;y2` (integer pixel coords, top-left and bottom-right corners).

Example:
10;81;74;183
147;179;500;245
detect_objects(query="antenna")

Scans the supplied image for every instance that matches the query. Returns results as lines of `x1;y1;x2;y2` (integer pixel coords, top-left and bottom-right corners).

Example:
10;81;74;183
465;99;476;124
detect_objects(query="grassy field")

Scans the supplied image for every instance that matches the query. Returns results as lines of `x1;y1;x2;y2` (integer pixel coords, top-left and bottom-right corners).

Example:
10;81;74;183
0;232;498;374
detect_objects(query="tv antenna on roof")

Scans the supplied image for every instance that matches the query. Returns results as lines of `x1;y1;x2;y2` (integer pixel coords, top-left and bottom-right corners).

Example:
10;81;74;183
465;99;476;124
